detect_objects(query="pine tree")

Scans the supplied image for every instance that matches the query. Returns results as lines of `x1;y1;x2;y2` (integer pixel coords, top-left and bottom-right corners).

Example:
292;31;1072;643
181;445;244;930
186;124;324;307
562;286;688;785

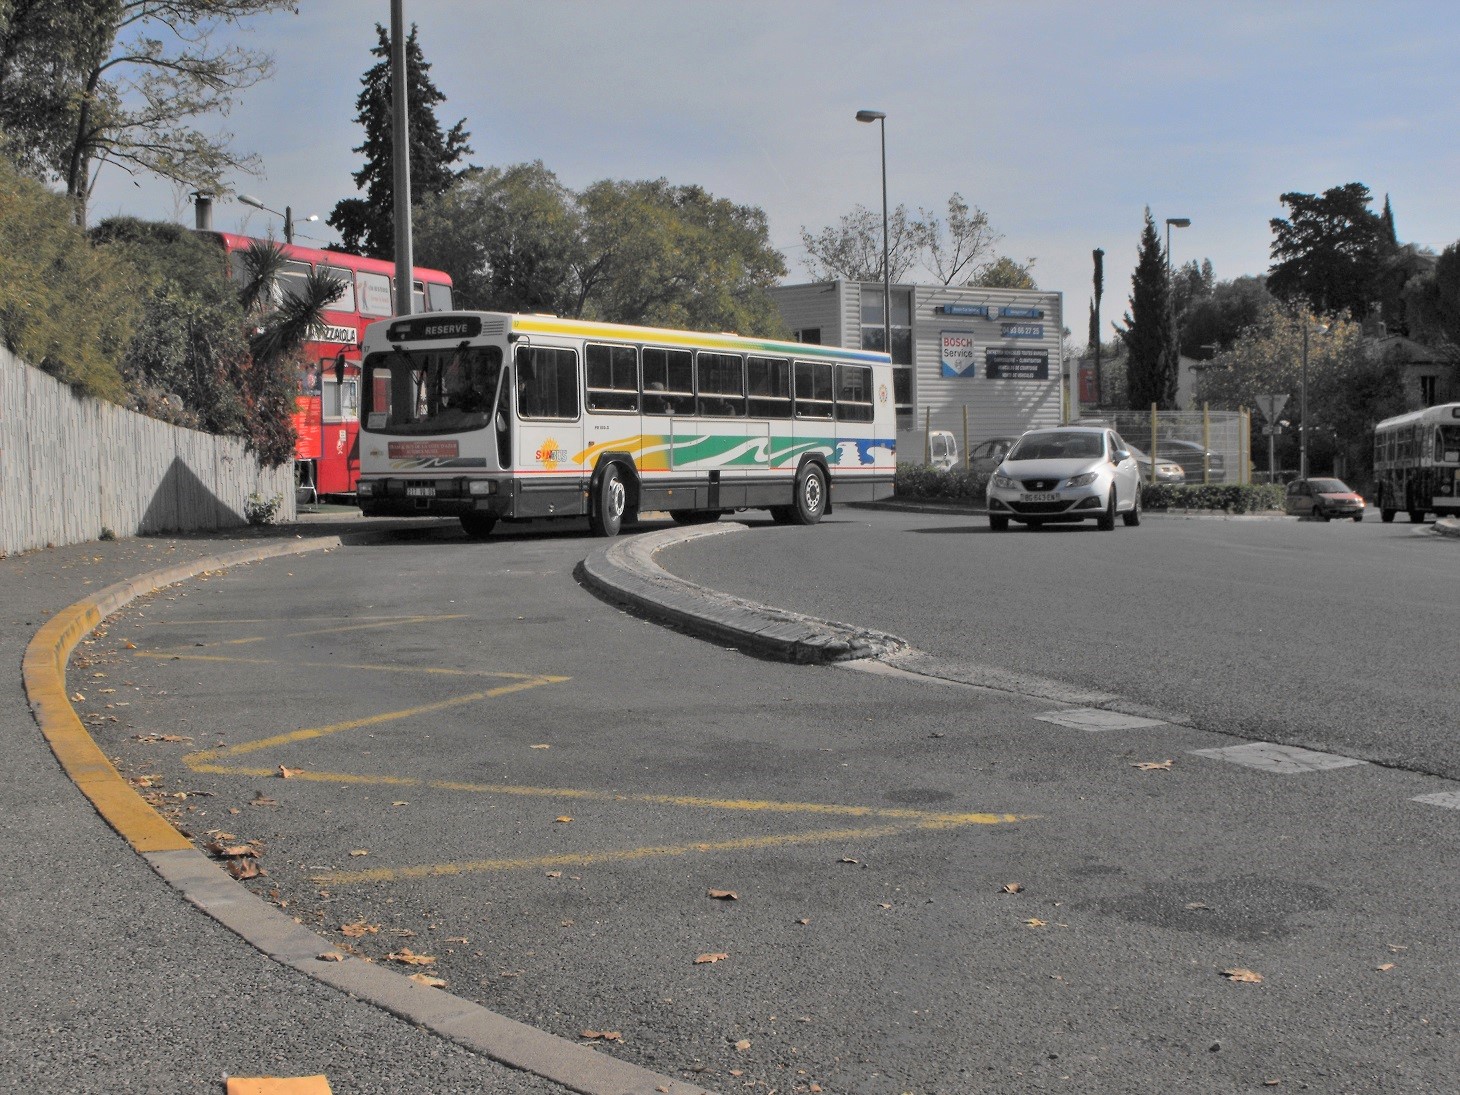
328;22;471;259
1118;208;1179;409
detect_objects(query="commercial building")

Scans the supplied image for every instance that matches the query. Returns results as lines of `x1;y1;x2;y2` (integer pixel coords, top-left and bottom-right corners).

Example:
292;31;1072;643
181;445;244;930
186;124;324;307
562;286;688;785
769;279;1066;462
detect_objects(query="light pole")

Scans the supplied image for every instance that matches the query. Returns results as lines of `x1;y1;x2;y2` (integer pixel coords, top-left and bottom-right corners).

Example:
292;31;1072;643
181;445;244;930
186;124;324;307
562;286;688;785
1164;217;1190;277
1298;319;1329;480
238;193;317;245
1164;217;1190;416
855;109;891;373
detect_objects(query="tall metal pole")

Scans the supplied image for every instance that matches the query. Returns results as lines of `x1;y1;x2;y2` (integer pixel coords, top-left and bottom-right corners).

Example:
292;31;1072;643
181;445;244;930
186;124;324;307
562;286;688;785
878;117;890;370
390;0;414;316
1300;321;1309;480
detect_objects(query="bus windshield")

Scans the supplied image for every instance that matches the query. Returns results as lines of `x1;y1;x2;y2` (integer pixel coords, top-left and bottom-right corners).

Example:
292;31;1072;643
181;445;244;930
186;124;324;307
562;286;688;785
362;345;503;435
1437;425;1460;462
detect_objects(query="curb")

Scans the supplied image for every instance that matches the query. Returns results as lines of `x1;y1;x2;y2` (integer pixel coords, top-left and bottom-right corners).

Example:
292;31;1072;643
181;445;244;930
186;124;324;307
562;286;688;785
22;528;713;1095
580;522;907;663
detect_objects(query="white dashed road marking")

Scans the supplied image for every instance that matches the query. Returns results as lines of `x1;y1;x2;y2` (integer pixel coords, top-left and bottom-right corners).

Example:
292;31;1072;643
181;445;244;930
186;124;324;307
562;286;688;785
1412;791;1460;810
1033;708;1170;732
1189;742;1367;774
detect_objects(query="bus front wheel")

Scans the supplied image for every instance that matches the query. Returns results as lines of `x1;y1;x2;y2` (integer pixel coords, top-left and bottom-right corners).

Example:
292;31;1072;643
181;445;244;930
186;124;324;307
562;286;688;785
792;465;827;525
1381;508;1395;523
590;465;627;537
460;513;497;540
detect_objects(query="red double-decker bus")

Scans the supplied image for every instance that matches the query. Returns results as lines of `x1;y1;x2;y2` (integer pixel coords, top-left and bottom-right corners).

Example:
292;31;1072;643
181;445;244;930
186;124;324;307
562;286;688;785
202;231;455;501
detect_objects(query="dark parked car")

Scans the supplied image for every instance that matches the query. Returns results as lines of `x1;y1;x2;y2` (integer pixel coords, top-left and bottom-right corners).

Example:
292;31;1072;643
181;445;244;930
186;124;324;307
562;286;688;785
1155;439;1226;482
1285;477;1366;521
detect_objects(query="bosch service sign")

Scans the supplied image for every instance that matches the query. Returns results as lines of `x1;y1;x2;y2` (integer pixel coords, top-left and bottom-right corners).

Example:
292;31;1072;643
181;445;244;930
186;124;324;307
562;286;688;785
940;331;979;378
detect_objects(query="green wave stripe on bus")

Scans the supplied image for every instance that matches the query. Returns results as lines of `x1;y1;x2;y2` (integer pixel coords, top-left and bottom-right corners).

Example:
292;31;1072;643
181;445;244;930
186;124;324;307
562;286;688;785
575;433;888;472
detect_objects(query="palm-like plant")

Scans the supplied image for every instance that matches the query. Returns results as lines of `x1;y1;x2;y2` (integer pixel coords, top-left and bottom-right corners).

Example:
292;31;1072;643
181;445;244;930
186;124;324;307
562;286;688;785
232;240;349;466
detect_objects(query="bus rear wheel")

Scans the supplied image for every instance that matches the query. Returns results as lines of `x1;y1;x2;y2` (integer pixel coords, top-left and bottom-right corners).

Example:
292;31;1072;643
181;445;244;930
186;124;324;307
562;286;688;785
589;464;627;537
792;465;827;525
1381;508;1395;523
460;513;497;540
1409;510;1426;523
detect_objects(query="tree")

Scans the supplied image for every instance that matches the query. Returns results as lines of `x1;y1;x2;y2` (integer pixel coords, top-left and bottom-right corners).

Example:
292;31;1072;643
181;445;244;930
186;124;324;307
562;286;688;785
234;239;347;466
415;161;579;313
1404;242;1460;352
799;203;921;283
1268;183;1393;321
1117;209;1179;408
1195;300;1405;478
915;192;1000;285
90;216;250;432
1178;275;1275;359
0;0;293;225
0;154;134;398
577;178;786;334
969;255;1037;290
799;192;1017;287
329;21;470;259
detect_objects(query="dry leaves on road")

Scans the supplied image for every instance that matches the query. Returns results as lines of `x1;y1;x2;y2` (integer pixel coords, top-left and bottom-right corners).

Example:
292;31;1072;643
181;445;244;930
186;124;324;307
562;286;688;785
1001;883;1024;894
277;765;302;779
409;973;447;988
1221;967;1263;983
1024;918;1047;928
316;952;344;962
580;1030;623;1042
1132;759;1175;771
706;889;738;901
340;919;379;938
387;948;436;967
694;952;729;965
555;816;573;824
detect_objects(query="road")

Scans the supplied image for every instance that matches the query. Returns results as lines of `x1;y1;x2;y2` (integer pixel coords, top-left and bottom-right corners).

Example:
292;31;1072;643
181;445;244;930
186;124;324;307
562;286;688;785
81;511;1460;1093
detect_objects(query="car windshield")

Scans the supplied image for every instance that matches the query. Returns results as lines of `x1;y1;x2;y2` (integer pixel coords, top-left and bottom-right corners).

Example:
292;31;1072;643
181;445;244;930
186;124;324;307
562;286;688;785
1309;479;1350;493
1009;432;1103;460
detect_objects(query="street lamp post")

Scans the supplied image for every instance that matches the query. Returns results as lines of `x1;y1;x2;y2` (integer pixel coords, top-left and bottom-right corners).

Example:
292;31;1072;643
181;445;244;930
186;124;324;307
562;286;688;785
1298;319;1327;480
238;193;317;244
855;110;891;376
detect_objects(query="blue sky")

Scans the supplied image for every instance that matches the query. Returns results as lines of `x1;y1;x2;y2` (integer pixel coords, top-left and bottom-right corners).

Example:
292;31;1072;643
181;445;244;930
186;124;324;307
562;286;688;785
88;0;1460;349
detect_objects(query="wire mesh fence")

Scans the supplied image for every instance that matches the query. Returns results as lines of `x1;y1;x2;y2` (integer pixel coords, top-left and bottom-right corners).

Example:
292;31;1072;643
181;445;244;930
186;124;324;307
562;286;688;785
1087;409;1251;484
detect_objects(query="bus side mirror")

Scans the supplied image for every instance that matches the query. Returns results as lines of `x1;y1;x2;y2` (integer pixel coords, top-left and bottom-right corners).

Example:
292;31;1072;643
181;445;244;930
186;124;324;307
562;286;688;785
333;353;346;387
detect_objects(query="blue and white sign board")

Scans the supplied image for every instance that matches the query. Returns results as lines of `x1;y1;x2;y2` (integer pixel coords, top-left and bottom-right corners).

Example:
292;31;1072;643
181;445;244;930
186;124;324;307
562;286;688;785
1000;323;1044;339
937;303;992;318
940;331;979;377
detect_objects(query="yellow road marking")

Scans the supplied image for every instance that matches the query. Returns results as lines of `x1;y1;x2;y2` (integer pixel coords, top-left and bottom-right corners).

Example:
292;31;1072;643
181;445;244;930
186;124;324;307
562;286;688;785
136;651;549;679
168;614;471;648
315;820;1025;885
182;675;566;766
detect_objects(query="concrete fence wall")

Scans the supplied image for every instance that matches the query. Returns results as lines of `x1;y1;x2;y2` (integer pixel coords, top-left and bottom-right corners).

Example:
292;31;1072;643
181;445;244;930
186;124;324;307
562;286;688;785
0;345;296;556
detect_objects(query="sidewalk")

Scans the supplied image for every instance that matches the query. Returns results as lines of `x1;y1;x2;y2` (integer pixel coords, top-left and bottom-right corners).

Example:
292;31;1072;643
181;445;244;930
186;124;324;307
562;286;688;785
0;519;591;1095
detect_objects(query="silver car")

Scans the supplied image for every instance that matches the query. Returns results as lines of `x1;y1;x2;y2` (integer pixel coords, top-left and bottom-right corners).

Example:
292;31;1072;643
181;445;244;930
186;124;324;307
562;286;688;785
986;426;1143;531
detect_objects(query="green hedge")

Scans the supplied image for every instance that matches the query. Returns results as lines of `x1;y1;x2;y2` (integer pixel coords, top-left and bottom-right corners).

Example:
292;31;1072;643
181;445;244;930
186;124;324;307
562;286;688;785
895;464;1285;515
1140;482;1284;514
894;464;990;501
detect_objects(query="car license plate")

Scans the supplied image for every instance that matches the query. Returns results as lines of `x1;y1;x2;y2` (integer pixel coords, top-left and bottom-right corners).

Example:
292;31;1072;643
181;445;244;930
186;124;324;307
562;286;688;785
405;486;436;498
1021;491;1059;503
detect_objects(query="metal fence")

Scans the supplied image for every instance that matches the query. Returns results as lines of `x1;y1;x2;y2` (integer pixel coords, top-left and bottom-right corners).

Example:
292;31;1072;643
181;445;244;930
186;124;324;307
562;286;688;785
0;346;296;556
1090;408;1252;484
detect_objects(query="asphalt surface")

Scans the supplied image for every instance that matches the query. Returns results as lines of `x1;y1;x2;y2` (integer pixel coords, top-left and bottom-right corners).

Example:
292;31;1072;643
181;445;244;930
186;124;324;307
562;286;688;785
7;505;1459;1094
0;519;589;1095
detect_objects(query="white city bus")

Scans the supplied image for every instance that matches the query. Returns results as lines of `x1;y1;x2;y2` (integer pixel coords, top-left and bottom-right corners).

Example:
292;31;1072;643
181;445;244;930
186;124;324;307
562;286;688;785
1373;402;1460;522
354;312;896;537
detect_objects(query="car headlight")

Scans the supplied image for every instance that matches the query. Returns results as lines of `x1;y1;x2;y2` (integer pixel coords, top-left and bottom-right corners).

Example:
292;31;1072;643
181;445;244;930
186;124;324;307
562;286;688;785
993;474;1017;489
1066;472;1098;487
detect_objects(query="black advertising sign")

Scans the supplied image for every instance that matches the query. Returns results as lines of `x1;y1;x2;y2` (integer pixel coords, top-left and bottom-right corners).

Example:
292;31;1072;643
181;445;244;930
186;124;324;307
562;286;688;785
984;348;1050;380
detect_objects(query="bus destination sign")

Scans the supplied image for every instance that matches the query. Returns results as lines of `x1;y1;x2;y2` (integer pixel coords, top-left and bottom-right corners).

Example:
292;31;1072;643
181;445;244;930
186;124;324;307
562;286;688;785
386;316;482;342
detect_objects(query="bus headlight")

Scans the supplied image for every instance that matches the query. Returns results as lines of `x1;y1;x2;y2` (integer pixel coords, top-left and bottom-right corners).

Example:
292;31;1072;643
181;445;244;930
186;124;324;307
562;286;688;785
356;480;375;497
468;480;496;496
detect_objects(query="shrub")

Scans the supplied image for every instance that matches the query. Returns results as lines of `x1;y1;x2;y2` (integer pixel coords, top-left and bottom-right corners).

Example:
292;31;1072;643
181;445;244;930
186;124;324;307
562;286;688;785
1141;482;1283;514
894;464;989;501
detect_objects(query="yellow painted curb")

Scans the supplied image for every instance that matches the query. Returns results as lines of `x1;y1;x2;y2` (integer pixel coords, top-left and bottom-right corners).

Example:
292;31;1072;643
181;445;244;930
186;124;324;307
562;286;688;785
21;538;345;856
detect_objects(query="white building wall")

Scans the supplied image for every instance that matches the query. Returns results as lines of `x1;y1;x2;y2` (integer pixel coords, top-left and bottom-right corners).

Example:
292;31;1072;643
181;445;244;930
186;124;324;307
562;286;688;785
908;284;1065;459
769;280;1066;465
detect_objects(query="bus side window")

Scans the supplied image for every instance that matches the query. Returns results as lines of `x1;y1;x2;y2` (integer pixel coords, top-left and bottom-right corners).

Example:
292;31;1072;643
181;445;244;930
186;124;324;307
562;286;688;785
518;346;579;420
427;281;454;312
794;361;834;419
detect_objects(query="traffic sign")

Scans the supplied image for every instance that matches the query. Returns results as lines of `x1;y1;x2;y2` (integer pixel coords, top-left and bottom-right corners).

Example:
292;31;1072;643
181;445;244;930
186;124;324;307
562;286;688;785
1255;393;1289;423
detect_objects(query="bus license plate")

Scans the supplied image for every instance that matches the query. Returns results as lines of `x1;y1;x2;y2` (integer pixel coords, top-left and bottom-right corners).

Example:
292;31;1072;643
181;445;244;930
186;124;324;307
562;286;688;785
1021;491;1059;503
405;486;436;498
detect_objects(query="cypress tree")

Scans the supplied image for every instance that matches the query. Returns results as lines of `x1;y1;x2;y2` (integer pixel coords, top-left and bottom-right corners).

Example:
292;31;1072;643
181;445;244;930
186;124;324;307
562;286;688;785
328;22;471;259
1119;208;1179;409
